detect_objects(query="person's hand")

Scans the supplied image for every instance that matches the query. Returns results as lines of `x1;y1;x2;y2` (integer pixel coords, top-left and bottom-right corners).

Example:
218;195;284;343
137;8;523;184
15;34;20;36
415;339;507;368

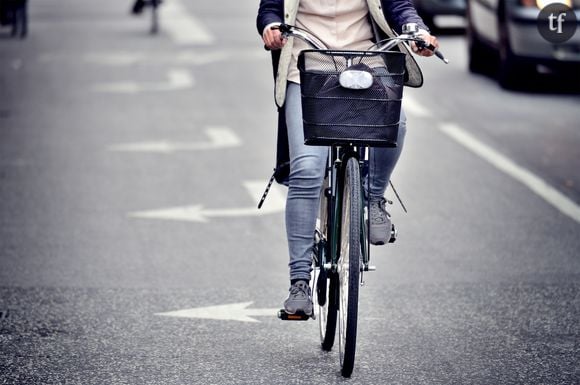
263;24;287;50
411;32;439;57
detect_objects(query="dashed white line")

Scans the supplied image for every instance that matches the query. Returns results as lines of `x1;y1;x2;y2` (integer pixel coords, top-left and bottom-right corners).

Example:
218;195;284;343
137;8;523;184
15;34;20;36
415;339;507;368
92;68;194;93
403;94;432;118
439;122;580;224
161;0;215;45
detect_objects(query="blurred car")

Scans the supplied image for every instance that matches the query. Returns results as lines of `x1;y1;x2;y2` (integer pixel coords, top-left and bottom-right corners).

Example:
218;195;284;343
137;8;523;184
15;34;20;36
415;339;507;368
466;0;580;88
412;0;467;30
0;0;27;38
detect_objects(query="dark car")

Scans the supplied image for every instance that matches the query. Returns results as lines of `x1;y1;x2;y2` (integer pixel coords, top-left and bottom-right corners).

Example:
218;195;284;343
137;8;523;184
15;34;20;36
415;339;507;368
466;0;580;88
0;0;27;38
412;0;466;30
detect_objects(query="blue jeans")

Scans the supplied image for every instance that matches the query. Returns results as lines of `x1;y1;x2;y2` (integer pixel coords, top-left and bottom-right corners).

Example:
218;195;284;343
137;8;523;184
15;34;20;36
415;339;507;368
285;82;407;281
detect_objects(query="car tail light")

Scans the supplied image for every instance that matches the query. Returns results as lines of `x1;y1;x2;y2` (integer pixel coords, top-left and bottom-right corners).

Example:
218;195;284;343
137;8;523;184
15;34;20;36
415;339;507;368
521;0;572;7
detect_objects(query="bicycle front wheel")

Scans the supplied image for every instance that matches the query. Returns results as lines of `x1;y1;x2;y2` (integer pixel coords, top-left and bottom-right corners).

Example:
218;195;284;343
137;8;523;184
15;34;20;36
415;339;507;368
338;156;361;377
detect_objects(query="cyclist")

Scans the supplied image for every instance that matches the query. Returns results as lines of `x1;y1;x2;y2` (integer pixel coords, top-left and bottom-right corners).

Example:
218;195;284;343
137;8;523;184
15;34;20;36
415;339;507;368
131;0;146;15
130;0;162;15
1;0;27;38
257;0;439;316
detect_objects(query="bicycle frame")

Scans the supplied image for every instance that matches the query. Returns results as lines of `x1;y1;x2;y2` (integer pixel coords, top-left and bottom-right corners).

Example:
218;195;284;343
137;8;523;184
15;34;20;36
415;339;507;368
318;145;371;278
312;142;371;377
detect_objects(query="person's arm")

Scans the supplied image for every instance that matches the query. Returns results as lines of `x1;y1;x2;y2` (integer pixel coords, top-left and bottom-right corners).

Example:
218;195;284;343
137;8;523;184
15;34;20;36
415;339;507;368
256;0;286;50
256;0;283;36
257;0;286;50
380;0;439;57
380;0;428;34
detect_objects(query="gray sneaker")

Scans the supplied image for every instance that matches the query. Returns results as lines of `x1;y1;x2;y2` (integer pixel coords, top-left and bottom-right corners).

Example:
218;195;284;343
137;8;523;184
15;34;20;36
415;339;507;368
284;280;313;315
369;197;394;245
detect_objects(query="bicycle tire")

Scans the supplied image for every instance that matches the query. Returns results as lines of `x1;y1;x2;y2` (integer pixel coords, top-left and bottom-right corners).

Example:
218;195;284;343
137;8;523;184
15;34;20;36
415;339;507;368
315;177;338;351
338;156;361;378
150;0;159;34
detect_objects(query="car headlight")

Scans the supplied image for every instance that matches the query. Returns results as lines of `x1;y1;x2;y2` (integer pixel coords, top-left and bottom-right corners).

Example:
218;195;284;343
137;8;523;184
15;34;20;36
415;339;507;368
521;0;573;8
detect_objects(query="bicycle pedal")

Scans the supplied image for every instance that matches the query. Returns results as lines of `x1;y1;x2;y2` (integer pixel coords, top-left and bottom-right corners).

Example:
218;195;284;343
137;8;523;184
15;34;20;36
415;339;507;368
277;309;313;321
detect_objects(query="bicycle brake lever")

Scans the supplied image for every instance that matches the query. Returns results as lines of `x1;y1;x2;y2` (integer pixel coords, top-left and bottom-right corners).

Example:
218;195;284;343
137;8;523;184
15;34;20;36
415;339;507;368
271;23;292;34
416;40;449;64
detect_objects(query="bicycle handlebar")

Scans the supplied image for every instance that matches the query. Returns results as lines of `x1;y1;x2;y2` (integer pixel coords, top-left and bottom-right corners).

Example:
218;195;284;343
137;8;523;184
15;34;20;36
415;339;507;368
270;23;449;64
275;23;328;49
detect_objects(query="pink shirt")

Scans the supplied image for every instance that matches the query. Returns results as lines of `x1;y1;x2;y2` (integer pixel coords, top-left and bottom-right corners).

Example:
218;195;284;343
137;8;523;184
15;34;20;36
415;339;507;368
287;0;375;83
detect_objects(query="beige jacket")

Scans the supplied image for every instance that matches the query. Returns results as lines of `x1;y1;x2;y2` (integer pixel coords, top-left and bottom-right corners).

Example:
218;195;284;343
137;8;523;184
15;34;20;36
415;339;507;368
272;0;423;107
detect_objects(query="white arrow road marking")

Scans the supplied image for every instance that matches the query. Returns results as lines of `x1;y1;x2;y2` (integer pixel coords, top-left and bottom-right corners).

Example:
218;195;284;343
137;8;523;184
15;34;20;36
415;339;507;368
92;69;194;93
108;127;241;153
162;0;214;45
156;302;279;323
173;51;230;65
129;181;286;222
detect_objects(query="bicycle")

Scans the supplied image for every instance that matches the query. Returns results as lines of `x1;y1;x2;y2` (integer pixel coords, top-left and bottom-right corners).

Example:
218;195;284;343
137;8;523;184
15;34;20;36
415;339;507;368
131;0;161;35
272;23;448;377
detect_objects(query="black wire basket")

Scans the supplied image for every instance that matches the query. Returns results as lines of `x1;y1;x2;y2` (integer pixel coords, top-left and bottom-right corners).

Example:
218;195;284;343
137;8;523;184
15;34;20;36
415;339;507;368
298;50;406;147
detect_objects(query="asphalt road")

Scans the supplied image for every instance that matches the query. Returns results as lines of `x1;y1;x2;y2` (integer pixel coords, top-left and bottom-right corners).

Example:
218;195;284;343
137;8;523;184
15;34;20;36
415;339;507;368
0;0;579;384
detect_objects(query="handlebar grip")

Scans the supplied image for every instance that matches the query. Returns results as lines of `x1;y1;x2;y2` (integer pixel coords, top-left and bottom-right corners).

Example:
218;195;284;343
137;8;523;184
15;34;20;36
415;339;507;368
263;23;289;51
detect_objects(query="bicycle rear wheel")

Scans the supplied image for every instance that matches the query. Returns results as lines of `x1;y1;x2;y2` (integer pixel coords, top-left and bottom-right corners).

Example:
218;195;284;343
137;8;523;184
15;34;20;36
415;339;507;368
314;177;338;351
338;156;361;377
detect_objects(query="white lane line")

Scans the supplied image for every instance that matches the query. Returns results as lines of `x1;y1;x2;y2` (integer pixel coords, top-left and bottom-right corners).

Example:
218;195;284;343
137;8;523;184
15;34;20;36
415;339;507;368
162;0;214;45
83;51;229;66
439;123;580;224
108;127;241;153
403;94;432;118
166;68;194;88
